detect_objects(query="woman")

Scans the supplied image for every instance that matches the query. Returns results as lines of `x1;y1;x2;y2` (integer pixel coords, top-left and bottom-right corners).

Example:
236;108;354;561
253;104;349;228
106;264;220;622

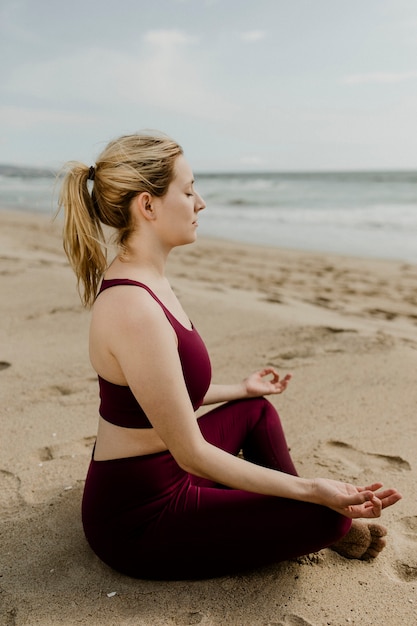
59;132;401;580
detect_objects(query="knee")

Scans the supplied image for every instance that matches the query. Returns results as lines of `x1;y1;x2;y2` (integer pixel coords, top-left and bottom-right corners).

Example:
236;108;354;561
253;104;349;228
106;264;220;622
242;395;278;415
238;396;282;426
259;396;282;424
260;396;278;413
231;396;277;417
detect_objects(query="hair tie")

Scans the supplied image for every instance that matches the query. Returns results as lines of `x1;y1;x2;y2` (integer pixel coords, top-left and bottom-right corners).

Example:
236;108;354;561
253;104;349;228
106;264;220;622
88;165;96;181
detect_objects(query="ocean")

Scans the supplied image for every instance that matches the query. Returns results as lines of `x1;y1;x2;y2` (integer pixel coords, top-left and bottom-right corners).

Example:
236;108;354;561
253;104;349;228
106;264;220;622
1;165;416;263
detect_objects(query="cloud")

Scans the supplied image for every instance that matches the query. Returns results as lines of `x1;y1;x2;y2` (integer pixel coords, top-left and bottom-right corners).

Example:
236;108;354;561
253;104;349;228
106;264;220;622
4;29;239;126
137;30;239;121
342;71;417;84
240;30;266;43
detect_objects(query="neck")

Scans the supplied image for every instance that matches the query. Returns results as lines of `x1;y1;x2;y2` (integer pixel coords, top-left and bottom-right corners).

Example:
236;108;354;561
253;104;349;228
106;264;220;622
116;231;170;280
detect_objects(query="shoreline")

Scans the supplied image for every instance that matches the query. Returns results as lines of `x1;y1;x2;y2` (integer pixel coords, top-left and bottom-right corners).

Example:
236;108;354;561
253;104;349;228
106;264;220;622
1;207;416;625
3;204;417;267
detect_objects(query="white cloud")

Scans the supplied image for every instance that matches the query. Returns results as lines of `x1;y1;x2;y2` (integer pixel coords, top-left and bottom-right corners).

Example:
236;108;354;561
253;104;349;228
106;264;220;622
3;30;239;126
137;30;239;121
342;71;417;84
240;30;266;43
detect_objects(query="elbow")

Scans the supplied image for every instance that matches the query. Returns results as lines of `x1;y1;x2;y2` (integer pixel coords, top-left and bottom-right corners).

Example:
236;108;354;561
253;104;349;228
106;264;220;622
173;440;212;479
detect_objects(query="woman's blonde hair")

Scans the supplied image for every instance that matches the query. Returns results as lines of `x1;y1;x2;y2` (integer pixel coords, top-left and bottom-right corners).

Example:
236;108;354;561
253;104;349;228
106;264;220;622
58;132;183;307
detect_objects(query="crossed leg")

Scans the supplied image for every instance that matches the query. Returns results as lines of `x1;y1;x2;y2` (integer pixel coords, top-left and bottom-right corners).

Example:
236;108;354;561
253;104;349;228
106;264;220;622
198;398;388;563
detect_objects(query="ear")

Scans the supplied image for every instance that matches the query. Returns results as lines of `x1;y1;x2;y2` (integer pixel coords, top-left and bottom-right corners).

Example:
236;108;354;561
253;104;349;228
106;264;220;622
133;192;156;221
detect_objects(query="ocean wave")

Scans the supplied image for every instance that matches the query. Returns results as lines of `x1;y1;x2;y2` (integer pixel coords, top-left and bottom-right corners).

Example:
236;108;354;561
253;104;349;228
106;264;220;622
1;167;415;261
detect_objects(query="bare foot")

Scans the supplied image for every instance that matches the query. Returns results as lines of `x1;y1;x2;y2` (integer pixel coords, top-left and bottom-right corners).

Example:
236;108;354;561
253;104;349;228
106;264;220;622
330;520;387;560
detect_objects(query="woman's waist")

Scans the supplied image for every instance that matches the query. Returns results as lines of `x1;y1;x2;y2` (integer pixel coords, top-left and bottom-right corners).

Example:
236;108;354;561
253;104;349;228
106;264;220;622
83;447;189;513
93;416;168;461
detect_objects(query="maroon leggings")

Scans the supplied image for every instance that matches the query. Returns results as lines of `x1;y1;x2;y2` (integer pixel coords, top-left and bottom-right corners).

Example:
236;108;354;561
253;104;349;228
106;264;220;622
82;398;351;579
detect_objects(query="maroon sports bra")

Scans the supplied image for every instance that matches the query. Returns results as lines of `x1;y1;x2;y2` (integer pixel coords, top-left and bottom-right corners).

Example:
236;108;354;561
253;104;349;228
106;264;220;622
96;279;212;428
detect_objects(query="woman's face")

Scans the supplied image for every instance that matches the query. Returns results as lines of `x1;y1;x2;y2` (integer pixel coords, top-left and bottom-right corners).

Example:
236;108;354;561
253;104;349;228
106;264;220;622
153;155;206;248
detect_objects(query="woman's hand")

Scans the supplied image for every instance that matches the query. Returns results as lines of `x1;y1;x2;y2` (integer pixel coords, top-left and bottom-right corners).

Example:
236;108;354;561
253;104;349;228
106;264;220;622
311;478;402;519
244;368;292;397
202;369;291;406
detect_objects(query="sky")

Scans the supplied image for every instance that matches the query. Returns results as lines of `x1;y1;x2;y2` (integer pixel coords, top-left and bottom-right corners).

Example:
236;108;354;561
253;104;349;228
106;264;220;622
1;0;417;172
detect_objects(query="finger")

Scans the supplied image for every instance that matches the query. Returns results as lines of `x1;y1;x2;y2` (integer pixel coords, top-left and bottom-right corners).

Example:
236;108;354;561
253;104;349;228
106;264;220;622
344;490;375;507
349;489;383;507
366;482;384;491
352;494;382;518
373;487;398;499
379;490;402;509
260;368;279;381
276;373;291;385
367;487;402;507
357;482;384;493
275;382;285;390
367;493;383;516
351;505;381;519
261;367;277;375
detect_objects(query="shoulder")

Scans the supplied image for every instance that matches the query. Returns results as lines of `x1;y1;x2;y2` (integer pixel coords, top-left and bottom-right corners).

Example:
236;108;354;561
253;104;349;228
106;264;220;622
92;283;172;338
89;282;179;385
95;282;157;308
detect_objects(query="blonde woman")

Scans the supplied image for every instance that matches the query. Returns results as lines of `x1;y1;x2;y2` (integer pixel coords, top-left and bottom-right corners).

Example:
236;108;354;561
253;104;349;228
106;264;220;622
59;133;401;579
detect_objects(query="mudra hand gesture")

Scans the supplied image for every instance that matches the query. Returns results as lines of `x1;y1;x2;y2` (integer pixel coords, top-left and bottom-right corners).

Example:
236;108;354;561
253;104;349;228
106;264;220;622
244;368;292;397
311;478;401;519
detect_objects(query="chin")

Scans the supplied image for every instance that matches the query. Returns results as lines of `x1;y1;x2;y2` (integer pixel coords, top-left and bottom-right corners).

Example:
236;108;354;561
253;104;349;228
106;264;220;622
187;229;198;242
172;234;197;248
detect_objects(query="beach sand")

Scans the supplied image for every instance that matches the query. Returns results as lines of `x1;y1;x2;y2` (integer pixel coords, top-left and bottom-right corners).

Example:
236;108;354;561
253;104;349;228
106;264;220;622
1;208;416;625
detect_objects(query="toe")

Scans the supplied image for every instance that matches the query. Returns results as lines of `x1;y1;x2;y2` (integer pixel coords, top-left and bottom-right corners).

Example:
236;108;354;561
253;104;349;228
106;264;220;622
368;523;387;538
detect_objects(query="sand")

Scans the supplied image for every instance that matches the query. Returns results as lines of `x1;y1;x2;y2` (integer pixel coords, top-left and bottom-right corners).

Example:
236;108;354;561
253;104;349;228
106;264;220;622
0;208;416;625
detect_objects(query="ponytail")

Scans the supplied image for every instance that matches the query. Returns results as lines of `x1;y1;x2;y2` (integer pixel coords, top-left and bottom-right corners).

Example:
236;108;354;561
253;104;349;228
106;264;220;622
58;162;107;308
58;132;183;308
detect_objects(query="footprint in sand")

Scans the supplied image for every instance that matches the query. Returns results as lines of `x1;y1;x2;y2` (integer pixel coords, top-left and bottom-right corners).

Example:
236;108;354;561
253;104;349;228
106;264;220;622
35;377;97;403
315;441;411;480
174;611;205;625
25;305;83;320
389;516;417;582
38;435;96;462
366;307;398;321
0;469;25;520
274;615;314;626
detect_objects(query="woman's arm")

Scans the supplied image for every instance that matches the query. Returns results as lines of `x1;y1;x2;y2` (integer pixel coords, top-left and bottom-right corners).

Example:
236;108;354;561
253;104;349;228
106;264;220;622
202;369;292;405
108;290;401;519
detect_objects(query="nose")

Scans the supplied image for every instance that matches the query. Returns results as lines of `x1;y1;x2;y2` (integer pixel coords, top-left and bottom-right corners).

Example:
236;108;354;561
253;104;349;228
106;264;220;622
195;190;206;212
